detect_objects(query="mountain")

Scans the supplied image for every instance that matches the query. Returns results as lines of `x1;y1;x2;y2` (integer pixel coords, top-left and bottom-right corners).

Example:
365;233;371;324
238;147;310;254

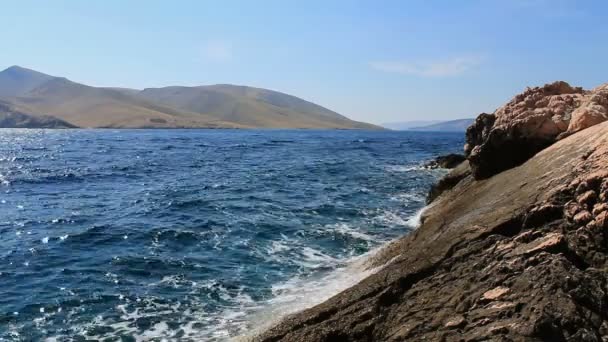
0;65;54;98
381;120;441;130
409;118;474;132
8;77;240;128
138;85;376;129
0;66;380;129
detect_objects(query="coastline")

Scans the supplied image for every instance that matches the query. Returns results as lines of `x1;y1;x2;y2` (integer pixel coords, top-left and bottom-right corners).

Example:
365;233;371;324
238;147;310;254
240;207;427;341
255;83;608;341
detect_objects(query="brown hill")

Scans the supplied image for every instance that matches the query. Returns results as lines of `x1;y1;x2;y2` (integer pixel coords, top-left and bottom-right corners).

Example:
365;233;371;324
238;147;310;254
9;77;240;128
0;66;379;129
138;84;378;129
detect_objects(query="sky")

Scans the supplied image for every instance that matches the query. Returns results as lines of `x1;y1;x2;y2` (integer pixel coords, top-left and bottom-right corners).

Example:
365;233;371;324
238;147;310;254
1;0;608;124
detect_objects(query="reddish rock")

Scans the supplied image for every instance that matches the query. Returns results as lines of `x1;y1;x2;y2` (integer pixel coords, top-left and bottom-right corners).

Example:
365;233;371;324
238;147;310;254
574;211;593;225
518;233;565;255
465;81;608;179
565;84;608;135
482;287;510;301
596;211;608;229
592;203;608;216
564;201;583;220
577;190;597;207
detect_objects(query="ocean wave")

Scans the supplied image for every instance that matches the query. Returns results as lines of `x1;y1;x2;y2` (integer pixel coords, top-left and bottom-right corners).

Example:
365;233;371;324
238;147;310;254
322;222;376;242
385;164;424;172
242;246;390;340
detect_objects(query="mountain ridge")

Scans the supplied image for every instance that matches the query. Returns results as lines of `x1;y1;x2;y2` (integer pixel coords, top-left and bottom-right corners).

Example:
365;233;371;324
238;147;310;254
0;66;380;129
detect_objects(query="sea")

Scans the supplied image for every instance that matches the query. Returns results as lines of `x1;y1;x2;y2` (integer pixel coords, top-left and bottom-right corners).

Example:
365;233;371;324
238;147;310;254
0;129;463;341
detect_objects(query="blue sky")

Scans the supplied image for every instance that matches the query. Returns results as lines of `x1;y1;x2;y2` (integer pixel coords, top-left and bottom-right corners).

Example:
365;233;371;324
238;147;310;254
1;0;607;124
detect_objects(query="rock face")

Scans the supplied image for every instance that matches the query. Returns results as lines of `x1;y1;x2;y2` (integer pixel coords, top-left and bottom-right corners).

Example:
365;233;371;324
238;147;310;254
465;81;608;179
256;121;608;341
426;160;470;203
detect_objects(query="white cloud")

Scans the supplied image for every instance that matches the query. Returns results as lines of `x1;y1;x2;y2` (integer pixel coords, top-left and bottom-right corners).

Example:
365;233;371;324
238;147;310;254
370;56;484;77
201;40;233;63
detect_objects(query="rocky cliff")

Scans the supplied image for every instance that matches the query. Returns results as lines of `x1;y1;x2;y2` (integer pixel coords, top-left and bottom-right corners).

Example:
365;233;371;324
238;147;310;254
256;82;608;341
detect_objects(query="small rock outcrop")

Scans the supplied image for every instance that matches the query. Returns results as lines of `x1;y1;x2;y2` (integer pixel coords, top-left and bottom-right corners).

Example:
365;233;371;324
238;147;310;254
566;83;608;136
465;81;608;179
424;154;466;169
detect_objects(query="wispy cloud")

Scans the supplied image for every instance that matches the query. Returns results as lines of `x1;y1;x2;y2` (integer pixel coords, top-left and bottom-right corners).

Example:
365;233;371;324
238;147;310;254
370;55;484;77
201;40;234;63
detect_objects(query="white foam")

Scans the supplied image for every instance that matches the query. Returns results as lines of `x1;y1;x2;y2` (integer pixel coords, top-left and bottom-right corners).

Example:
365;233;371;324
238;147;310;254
390;192;425;204
406;207;426;228
373;210;410;227
324;222;375;242
241;206;429;339
386;165;423;173
243;246;390;339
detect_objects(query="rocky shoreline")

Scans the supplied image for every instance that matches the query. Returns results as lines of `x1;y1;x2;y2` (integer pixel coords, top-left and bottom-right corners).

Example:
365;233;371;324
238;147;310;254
255;82;608;341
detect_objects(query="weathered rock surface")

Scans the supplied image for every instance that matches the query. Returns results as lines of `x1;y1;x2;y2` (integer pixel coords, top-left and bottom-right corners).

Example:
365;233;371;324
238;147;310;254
256;121;608;341
426;160;470;204
465;81;608;179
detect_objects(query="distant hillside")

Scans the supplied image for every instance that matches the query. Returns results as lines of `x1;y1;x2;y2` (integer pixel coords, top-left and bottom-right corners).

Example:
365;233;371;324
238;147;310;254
0;99;75;128
137;84;375;129
9;77;240;128
0;66;380;129
410;118;474;132
381;120;441;130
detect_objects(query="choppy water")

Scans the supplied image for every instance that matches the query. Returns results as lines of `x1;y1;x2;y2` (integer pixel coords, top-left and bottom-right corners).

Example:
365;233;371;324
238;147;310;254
0;129;463;341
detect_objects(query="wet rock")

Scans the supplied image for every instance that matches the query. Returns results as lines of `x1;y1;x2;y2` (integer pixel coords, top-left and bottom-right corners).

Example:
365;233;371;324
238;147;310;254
425;154;466;169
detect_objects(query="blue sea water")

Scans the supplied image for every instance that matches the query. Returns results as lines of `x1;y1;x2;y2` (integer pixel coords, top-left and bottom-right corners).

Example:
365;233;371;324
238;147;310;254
0;129;463;341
